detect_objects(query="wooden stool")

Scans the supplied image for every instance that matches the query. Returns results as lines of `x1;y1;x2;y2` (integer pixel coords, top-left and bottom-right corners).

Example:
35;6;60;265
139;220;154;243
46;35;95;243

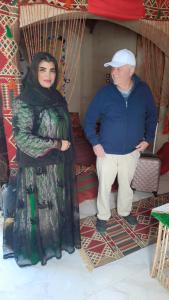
151;204;169;290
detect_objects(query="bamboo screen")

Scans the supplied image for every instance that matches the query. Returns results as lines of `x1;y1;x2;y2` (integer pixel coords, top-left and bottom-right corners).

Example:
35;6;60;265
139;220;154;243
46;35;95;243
19;4;86;102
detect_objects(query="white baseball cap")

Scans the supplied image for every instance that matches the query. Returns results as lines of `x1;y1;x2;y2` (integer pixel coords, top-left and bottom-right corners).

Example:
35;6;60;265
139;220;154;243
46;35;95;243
104;49;136;68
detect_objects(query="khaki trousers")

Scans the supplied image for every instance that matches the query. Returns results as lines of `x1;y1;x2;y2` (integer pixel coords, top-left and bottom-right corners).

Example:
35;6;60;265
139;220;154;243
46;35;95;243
96;150;140;220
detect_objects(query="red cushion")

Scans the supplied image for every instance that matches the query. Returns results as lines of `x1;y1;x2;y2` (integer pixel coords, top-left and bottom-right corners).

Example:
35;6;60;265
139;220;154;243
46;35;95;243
76;171;118;203
76;172;98;203
74;137;96;165
72;126;85;138
70;112;81;128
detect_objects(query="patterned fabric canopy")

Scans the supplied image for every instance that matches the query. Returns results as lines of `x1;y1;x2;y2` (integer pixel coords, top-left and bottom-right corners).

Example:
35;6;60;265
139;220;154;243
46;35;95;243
19;0;87;10
88;0;169;21
1;1;169;20
145;0;169;20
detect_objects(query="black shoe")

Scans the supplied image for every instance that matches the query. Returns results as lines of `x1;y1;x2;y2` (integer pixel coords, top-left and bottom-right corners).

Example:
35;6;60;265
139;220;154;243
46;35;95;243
96;218;107;234
123;214;138;225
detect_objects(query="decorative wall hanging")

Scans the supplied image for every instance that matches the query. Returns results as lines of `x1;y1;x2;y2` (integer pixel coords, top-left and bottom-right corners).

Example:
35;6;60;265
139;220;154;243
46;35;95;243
0;1;20;174
144;0;169;20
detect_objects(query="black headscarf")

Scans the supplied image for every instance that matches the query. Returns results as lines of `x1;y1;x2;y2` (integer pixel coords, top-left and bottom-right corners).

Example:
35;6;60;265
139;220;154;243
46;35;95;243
21;52;66;108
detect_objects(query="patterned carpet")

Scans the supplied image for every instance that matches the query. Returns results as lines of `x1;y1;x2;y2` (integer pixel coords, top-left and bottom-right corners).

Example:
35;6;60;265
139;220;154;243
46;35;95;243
80;193;169;270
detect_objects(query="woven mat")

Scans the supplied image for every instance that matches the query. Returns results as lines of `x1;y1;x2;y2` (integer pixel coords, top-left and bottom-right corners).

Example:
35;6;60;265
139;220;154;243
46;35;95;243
80;193;169;270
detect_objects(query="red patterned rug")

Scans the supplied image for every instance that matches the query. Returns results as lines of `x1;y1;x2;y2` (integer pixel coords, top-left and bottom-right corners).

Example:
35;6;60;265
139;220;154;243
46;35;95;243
80;193;169;270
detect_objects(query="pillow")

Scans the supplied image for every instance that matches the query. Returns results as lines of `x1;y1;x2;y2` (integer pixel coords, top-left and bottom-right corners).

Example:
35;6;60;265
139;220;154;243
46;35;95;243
74;136;96;165
70;112;81;128
72;126;85;138
157;142;169;175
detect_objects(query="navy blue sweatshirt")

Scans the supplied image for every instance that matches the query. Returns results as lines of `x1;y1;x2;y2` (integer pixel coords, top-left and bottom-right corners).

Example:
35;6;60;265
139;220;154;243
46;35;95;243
84;75;157;155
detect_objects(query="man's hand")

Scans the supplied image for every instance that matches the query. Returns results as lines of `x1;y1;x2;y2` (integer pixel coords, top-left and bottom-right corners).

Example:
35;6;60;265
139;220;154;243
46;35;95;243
93;144;105;157
135;141;149;152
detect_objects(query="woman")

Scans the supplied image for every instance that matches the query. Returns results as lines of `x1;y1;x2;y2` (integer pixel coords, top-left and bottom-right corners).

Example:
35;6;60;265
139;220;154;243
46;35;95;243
9;52;81;267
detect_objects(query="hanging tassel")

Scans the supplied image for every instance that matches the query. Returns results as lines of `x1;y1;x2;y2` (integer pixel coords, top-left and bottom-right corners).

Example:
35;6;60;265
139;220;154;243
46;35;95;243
11;0;17;5
156;9;162;20
65;0;73;9
5;25;13;39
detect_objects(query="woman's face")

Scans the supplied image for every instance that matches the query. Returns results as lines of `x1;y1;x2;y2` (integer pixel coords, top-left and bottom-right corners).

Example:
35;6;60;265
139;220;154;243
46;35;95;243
38;60;56;88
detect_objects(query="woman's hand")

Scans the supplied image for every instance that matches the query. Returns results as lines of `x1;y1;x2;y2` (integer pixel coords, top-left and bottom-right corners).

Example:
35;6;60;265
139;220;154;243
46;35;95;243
60;140;71;151
52;139;71;151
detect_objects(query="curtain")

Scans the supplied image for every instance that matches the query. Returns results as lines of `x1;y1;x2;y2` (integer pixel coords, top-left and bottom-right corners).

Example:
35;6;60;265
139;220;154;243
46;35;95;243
136;34;169;144
136;35;164;107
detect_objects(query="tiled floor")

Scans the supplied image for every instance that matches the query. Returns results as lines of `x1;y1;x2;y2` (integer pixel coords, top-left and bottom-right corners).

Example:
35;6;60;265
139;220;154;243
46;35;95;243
0;173;169;300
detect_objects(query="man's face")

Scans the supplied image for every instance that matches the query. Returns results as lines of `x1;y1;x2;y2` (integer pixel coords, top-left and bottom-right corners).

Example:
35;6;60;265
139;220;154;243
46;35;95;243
111;64;135;88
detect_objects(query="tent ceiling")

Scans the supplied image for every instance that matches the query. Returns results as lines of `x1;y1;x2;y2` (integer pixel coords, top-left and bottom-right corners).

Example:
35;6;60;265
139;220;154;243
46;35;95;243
19;4;169;58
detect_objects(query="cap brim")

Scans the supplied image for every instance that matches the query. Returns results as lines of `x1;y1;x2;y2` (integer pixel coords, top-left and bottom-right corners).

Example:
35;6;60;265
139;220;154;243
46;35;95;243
104;61;125;68
104;62;113;67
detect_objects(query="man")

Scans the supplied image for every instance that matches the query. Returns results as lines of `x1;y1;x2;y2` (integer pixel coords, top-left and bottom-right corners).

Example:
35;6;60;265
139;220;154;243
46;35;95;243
84;49;157;233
